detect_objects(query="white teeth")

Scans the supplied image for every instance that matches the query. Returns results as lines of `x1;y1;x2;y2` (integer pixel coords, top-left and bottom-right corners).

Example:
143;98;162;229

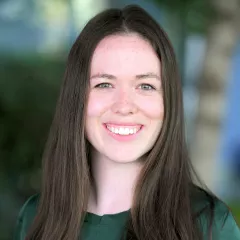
106;125;140;135
119;127;124;135
124;128;130;135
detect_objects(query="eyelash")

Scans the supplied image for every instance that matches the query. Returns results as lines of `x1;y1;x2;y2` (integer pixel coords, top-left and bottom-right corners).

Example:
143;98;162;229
95;83;156;91
138;84;156;91
95;83;113;88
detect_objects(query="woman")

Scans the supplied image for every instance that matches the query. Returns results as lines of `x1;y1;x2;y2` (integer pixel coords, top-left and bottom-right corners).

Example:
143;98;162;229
14;4;240;240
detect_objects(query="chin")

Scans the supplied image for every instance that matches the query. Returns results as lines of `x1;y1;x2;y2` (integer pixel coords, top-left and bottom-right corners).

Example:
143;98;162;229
106;152;145;164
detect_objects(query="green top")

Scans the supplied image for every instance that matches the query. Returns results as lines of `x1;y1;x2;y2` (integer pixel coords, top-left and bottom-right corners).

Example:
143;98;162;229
14;194;240;240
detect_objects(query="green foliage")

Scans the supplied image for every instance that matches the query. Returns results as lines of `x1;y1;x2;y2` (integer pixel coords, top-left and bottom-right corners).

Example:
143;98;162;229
149;0;215;33
230;203;240;226
0;55;65;192
0;55;65;239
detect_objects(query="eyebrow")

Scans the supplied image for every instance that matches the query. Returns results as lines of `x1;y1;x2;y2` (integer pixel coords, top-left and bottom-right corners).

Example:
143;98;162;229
136;72;160;80
90;73;116;80
90;72;160;80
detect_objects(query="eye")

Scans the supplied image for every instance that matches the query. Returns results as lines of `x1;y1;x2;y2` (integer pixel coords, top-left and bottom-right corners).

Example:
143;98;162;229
95;83;113;88
138;84;156;91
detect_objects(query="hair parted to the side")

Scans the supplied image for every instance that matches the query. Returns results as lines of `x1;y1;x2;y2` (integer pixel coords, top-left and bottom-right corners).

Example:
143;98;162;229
25;4;217;240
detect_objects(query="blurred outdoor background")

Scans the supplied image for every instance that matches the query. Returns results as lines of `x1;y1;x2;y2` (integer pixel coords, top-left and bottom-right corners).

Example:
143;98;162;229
0;0;240;239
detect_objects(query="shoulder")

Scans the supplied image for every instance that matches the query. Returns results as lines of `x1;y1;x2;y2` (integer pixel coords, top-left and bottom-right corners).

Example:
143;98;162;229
192;186;240;239
14;194;39;240
211;200;240;239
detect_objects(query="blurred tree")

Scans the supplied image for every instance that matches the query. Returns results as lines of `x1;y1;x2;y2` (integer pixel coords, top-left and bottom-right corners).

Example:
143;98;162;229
151;0;212;33
34;0;110;53
71;0;109;30
150;0;213;80
0;57;63;195
34;0;70;53
151;0;240;193
0;57;64;239
191;0;240;192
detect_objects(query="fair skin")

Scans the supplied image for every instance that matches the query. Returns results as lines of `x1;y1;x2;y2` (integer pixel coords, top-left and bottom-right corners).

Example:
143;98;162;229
85;33;164;215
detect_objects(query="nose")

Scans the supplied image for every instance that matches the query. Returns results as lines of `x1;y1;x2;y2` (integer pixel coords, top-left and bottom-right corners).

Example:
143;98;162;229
111;88;138;115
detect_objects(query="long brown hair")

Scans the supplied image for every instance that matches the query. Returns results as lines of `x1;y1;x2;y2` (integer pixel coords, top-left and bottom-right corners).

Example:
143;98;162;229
26;4;216;240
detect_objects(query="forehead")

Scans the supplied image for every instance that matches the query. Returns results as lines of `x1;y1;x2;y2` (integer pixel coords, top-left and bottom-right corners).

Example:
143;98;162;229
90;34;160;76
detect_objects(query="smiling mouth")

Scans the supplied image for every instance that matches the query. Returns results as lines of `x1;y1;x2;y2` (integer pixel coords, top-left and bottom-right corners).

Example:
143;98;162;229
104;124;143;136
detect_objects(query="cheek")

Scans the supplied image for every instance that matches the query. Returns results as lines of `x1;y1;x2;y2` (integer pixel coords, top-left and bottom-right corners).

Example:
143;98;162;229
137;95;164;120
86;92;111;117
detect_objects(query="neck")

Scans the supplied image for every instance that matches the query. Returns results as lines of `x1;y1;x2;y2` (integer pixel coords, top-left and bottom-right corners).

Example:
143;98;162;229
88;149;143;215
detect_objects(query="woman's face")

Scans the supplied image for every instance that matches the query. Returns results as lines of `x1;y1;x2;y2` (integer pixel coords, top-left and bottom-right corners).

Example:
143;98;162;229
85;34;164;163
